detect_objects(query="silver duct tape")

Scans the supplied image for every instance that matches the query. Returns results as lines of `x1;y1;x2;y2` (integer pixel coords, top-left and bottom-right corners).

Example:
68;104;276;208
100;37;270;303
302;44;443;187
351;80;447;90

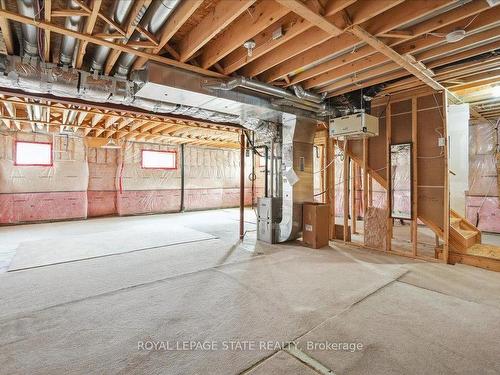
110;80;135;104
241;118;278;140
16;0;38;57
80;73;113;102
8;61;48;93
170;106;239;124
50;67;79;97
131;98;177;113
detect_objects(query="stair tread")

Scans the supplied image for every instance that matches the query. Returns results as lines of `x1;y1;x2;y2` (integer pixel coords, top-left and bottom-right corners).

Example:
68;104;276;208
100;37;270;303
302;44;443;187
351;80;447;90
465;244;500;260
451;227;479;239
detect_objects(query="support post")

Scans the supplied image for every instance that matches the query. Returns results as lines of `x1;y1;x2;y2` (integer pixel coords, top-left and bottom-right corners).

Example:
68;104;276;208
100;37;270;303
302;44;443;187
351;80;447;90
240;131;245;240
264;145;269;197
386;103;392;252
368;175;373;207
343;140;349;242
442;91;450;263
351;161;357;234
411;97;418;255
180;143;185;212
251;133;256;208
363;138;368;236
327;137;335;239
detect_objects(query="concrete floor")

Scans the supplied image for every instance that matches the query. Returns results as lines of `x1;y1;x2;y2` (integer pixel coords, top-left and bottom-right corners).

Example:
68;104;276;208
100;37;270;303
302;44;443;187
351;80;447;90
0;208;499;374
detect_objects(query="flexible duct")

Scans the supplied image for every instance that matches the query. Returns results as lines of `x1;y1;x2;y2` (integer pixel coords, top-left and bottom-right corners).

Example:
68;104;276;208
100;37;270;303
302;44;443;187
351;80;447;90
60;0;86;65
115;0;181;77
90;0;135;72
16;0;38;57
241;118;277;140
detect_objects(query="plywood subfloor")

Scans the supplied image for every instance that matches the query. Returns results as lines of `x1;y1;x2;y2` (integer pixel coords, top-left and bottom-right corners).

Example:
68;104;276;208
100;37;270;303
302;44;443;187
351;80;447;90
467;243;500;260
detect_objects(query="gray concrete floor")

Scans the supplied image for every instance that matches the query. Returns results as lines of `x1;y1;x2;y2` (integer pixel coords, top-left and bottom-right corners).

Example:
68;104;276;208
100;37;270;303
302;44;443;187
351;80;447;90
0;208;499;375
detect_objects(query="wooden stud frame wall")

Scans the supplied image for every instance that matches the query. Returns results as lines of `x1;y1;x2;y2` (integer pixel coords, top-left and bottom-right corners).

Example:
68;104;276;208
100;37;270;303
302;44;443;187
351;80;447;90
326;87;450;263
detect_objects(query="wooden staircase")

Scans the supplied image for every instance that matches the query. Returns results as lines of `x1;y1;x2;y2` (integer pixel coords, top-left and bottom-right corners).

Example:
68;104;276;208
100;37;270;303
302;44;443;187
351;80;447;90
343;145;499;272
449;210;481;252
437;210;500;272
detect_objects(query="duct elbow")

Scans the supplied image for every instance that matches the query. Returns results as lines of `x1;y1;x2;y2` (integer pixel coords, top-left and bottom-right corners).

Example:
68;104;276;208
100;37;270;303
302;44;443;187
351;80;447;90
292;85;325;104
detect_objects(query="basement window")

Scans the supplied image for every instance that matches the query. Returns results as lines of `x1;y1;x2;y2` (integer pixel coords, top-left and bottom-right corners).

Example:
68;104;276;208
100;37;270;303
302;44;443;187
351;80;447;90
15;141;53;166
141;150;177;170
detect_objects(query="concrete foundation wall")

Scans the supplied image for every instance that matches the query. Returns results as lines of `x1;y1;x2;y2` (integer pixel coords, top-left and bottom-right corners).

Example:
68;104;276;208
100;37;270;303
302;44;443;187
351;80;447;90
0;133;260;224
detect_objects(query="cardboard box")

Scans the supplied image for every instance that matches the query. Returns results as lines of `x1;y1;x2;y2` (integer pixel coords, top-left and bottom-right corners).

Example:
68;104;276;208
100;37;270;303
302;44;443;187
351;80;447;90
302;202;330;249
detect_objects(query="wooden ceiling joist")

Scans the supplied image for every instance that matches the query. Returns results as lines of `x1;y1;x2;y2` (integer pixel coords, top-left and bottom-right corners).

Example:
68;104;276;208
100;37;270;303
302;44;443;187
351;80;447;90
262;0;454;83
200;0;290;69
278;0;446;92
178;0;256;63
75;0;102;69
0;0;497;127
133;0;203;70
241;0;397;79
293;0;489;88
220;12;309;75
0;9;224;79
0;0;14;54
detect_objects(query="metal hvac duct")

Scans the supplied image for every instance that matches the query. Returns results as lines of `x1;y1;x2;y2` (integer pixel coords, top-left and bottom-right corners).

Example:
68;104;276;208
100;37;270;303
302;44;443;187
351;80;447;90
16;0;38;57
0;56;240;125
277;113;316;242
60;0;86;65
115;0;181;77
132;63;326;125
292;85;327;104
204;76;326;112
90;0;136;72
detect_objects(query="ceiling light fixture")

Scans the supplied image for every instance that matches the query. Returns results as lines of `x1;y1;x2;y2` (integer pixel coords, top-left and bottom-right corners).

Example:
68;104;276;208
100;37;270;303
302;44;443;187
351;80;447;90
243;39;256;57
445;29;466;43
102;123;121;149
102;138;121;149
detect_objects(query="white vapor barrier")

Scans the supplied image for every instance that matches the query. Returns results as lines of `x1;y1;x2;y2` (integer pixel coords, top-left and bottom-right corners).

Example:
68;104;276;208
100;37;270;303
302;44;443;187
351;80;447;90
448;103;469;216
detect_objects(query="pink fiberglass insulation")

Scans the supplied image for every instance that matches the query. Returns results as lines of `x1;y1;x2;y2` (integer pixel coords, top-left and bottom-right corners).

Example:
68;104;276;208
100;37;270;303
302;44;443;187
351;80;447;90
115;143;260;216
466;121;500;233
0;191;87;224
466;196;500;233
0;133;88;224
87;147;119;217
87;191;117;217
117;189;181;215
0;131;265;224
